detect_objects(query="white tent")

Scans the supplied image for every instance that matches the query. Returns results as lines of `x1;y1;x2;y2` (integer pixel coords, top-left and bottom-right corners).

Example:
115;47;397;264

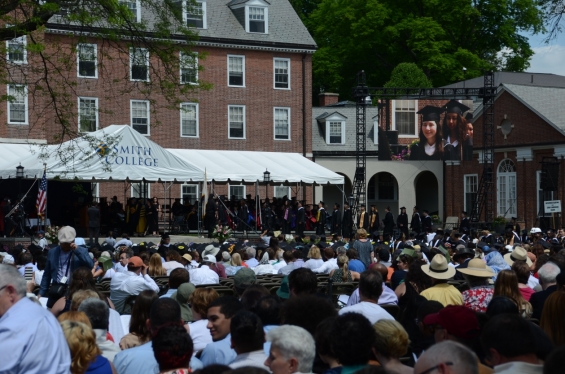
0;125;204;182
167;149;344;185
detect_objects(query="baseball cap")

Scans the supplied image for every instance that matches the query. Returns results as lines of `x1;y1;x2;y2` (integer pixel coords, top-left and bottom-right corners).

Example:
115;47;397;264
2;254;15;265
58;226;76;244
233;268;256;289
424;305;480;339
128;256;144;267
276;276;290;299
203;254;216;264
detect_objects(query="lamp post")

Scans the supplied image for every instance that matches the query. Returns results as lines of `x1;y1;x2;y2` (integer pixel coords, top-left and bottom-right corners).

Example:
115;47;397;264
16;164;24;196
263;169;270;201
348;193;355;207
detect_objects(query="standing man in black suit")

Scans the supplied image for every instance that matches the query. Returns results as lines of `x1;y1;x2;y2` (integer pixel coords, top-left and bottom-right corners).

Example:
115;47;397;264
205;198;218;238
357;205;370;231
397;207;408;237
422;210;433;233
342;202;353;240
460;211;470;233
237;199;248;232
411;206;421;234
295;201;305;238
316;201;326;235
383;206;394;237
332;203;342;237
369;205;380;235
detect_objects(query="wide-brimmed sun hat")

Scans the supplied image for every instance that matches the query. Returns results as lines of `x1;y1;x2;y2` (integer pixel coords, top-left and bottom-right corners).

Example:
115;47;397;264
504;246;532;267
421;254;456;280
457;258;495;278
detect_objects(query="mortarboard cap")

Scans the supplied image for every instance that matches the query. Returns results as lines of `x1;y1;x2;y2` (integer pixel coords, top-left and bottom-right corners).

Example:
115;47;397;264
417;106;444;122
445;99;470;115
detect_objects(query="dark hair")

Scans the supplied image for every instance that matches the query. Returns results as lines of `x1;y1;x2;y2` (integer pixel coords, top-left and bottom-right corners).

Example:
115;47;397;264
330;313;376;366
315;316;337;357
254;295;281;326
36;255;47;271
405;259;433;293
230;311;264;352
152;325;193;371
359;270;383;301
481;313;536;358
150;298;182;332
169;268;190;289
130;290;159;340
346;248;359;260
269;237;280;249
511;261;531;284
293;250;304;260
266;248;276;261
416;300;444;321
208;296;243;319
544;345;565;374
280;295;337;335
240;285;270;311
192;365;232;374
20;252;33;265
166;250;183;263
288;268;317;296
534;254;550;274
442;111;466;146
68;267;104;301
283;251;294;263
485;296;519;318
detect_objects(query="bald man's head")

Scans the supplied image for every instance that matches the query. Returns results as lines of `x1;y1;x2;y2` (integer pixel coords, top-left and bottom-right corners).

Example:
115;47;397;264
369;263;389;282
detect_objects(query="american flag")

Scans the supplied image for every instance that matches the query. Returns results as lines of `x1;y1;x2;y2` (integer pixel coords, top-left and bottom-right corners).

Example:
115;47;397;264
36;170;47;217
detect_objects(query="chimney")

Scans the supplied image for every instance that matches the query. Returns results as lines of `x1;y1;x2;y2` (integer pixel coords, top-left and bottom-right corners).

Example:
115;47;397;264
318;92;339;107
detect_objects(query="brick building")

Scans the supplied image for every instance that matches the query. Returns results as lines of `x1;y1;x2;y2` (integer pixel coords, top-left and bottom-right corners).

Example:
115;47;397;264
1;0;316;206
444;72;565;229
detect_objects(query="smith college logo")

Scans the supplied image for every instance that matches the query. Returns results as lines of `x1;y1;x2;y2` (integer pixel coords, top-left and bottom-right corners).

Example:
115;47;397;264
94;143;159;167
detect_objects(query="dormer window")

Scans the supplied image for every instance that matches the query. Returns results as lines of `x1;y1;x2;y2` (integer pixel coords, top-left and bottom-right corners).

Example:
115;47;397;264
228;0;269;34
316;112;347;145
185;1;206;29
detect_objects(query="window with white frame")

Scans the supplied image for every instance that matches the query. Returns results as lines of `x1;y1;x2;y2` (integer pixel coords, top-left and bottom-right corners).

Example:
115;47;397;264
130;48;149;81
229;185;245;201
119;0;141;22
228;55;245;87
326;121;345;144
131;100;150;135
7;35;26;64
131;183;150;198
180;103;198;137
228;105;245;139
180;51;198;84
274;185;290;198
78;97;98;132
393;100;417;136
182;184;198;204
7;84;28;124
274;58;289;89
77;44;97;78
91;183;100;201
247;6;267;33
185;0;206;28
274;107;290;140
464;174;478;216
537;170;554;217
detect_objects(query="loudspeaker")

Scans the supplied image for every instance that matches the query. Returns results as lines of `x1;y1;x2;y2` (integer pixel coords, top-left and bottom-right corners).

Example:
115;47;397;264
541;161;560;191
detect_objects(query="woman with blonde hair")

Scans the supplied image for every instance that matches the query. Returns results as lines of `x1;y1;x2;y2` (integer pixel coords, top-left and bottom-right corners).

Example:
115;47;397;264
493;269;532;318
148;253;166;277
329;254;360;282
372;320;413;374
60;320;114;374
304;245;324;270
57;311;92;326
225;252;245;276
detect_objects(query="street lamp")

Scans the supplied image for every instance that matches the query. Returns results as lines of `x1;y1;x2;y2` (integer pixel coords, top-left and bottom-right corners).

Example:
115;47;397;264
16;164;24;179
264;169;270;200
348;193;355;207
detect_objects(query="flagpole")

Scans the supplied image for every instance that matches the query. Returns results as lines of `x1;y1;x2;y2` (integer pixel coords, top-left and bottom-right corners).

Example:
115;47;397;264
43;163;47;231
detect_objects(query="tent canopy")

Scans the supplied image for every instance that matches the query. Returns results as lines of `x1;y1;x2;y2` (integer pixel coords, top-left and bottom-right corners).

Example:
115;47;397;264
167;149;344;185
0;125;204;182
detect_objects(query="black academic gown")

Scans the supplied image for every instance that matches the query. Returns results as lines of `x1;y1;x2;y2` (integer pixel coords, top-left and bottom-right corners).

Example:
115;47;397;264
332;209;342;236
369;212;380;234
411;213;421;233
383;212;394;236
296;207;305;237
422;215;433;232
237;205;249;231
342;209;353;239
397;213;409;236
357;211;370;232
316;208;326;235
460;217;470;232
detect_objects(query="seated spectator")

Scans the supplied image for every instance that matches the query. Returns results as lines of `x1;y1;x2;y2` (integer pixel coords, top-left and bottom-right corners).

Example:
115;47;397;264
79;298;121;362
152;325;194;373
110;256;159;314
200;296;243;366
304;246;324;270
281;295;337;336
254;252;278;275
188;288;219;354
338;270;394;324
171;283;196;323
481;314;542;374
18;251;37;279
414;341;478;374
485;296;519;318
313;247;344;274
161;268;190;298
119;290;159;350
226;253;245;276
189;256;220;286
530;262;561;320
390;253;413;290
458;258;495;312
372;320;413;374
278;251;305;275
60;320;113;374
233;268;257;297
245;248;259;268
163;250;185;276
493;270;532;318
540;291;565;347
273;250;292;272
288;268;317;298
329;312;376;372
229;311;267;369
420;254;463;307
346;248;366;273
315;317;341;374
114;234;133;249
504;246;539;289
544;345;565;374
265;325;316;374
329;255;360;283
512;261;535;301
148;253;166;277
413;300;444;356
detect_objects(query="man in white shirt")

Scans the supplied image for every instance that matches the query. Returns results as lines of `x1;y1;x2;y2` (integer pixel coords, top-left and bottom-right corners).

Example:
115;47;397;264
338;270;394;324
273;250;291;271
189;255;220;286
79;298;121;362
36;230;49;250
114;233;133;248
245;247;259;268
114;248;133;273
313;247;345;274
110;256;159;313
18;252;38;278
229;311;268;370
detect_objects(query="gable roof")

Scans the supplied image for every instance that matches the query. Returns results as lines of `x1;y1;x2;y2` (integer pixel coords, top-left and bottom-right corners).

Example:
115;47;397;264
442;72;565;89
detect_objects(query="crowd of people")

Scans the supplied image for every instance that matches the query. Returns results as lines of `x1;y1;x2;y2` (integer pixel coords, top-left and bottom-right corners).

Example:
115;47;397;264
3;218;565;374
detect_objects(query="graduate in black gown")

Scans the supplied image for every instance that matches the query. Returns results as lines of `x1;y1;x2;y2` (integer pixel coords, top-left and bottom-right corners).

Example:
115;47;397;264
342;202;353;240
410;106;444;161
442;99;473;161
332;203;342;236
295;201;305;238
397;206;409;236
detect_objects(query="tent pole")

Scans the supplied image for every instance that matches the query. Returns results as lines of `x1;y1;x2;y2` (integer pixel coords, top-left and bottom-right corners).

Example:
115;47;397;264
255;181;258;233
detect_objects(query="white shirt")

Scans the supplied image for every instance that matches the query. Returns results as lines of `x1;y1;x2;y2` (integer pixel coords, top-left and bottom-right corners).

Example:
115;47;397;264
427;233;435;242
304;258;324;270
110;271;159;313
312;258;338;274
189;319;213;355
346;287;398;306
272;260;287;271
114;238;133;248
425;143;436;156
493;361;542;374
94;329;121;362
163;260;184;275
338;301;395;325
527;274;540;290
253;264;277;275
189;265;220;286
114;262;128;273
37;237;48;249
230;350;269;370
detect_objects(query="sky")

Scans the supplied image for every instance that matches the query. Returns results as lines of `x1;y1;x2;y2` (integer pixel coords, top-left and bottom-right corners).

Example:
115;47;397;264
526;32;565;75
